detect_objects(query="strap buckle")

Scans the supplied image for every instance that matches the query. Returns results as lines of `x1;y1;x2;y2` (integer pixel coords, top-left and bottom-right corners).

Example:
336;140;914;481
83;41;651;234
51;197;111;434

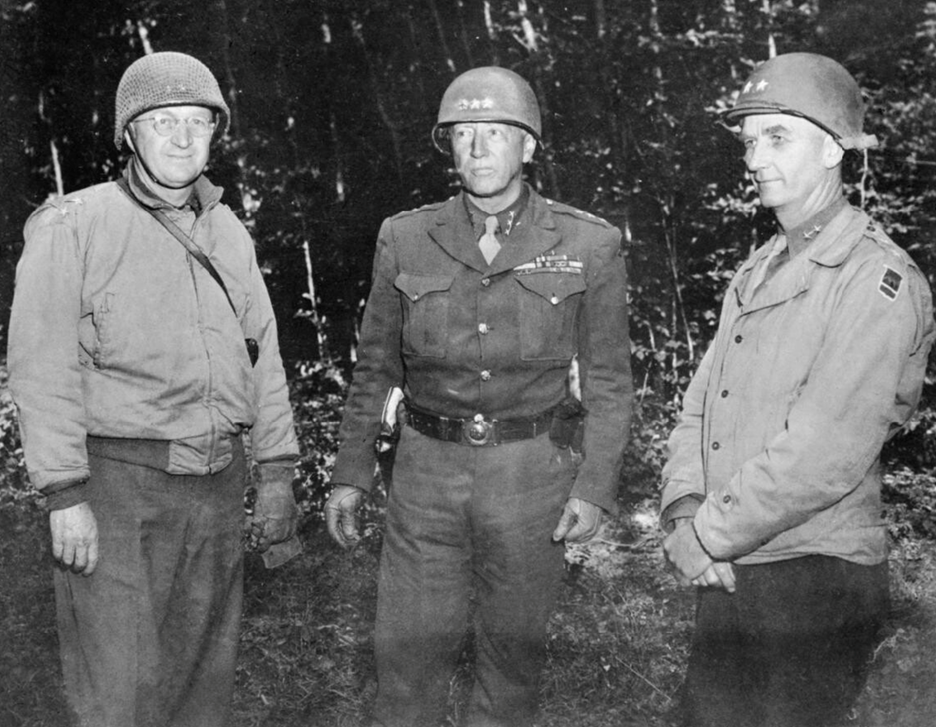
464;414;493;446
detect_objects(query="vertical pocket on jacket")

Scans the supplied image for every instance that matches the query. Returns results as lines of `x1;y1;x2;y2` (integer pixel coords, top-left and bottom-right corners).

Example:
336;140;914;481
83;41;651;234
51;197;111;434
515;273;585;360
91;292;116;369
394;273;454;359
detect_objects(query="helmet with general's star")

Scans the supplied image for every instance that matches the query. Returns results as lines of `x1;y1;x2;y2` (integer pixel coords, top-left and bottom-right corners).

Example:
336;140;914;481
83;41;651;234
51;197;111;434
723;52;877;150
432;66;542;153
114;51;230;149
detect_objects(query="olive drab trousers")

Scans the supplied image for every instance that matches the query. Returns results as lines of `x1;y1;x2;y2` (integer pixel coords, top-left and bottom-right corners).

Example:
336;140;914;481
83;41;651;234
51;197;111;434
371;426;575;727
54;443;246;727
682;555;888;727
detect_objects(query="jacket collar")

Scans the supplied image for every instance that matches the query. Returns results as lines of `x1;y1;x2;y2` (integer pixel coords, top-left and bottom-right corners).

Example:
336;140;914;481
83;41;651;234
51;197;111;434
428;184;563;274
734;204;869;314
123;160;223;215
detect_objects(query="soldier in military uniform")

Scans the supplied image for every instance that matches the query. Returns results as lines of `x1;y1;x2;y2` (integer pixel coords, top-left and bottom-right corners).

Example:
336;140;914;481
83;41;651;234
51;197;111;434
325;66;632;727
661;53;935;727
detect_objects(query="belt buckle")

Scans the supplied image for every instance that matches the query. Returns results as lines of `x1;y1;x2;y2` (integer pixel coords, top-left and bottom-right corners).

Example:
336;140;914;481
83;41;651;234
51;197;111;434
464;414;492;446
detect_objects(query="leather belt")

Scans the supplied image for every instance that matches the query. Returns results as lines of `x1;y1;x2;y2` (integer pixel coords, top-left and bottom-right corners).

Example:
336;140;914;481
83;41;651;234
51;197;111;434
405;403;554;447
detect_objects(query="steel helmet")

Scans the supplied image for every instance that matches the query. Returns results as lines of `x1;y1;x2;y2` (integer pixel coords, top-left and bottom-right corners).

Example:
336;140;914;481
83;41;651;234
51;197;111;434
723;52;877;150
432;66;542;153
114;51;230;149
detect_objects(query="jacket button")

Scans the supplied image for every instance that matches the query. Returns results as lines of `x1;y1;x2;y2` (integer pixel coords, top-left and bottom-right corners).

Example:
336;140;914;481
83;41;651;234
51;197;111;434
712;442;720;450
734;334;743;343
723;494;732;504
550;295;559;305
480;370;492;381
478;323;489;334
481;278;491;287
721;390;729;398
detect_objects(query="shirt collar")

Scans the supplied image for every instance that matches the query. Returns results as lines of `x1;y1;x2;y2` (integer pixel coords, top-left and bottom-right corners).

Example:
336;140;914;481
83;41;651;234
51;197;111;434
464;183;530;237
782;196;848;258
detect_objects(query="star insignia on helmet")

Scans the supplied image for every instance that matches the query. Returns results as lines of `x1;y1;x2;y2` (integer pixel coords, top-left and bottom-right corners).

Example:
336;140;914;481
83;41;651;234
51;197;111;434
457;98;471;110
743;81;753;94
469;98;482;110
481;97;494;109
756;79;769;91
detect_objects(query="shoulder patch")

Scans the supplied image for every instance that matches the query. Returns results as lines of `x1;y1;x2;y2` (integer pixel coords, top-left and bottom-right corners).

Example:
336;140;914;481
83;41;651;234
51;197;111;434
543;198;613;228
879;265;903;301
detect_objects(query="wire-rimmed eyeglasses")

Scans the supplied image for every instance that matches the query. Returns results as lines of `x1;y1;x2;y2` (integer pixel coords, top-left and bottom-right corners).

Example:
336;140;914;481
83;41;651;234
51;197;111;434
130;114;216;138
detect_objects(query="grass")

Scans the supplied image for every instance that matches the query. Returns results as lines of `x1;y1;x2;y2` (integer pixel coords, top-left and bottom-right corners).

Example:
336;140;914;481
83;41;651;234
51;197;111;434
3;493;936;727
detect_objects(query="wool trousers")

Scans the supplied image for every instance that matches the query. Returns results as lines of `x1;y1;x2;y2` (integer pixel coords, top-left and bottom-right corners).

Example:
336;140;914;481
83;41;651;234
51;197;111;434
371;426;575;727
682;555;888;727
54;441;246;727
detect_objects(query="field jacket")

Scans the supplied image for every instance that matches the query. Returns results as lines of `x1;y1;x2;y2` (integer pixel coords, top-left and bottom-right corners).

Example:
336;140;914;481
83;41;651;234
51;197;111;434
330;186;633;513
661;204;934;566
8;164;298;503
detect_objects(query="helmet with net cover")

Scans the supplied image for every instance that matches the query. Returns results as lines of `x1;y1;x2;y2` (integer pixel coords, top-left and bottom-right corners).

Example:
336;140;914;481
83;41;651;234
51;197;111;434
432;66;542;153
723;52;877;150
114;51;230;149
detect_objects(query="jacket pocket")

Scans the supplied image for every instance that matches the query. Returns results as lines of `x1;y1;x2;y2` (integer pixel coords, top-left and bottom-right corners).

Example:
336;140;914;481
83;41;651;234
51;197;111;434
515;272;586;360
91;292;117;369
395;272;454;359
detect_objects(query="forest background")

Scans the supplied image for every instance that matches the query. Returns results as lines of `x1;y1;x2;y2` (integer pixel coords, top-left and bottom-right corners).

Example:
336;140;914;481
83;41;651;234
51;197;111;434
3;1;936;725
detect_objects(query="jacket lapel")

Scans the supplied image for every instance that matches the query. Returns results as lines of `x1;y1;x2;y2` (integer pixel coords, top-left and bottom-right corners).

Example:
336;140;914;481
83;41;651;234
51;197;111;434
426;190;564;275
427;195;489;273
486;193;563;276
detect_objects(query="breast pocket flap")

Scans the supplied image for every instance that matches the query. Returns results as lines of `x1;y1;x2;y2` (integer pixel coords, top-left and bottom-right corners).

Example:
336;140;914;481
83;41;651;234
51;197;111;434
394;273;455;302
515;273;586;305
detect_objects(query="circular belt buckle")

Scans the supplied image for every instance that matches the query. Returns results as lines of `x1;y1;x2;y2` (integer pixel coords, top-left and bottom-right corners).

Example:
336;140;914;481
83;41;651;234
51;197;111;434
465;414;491;446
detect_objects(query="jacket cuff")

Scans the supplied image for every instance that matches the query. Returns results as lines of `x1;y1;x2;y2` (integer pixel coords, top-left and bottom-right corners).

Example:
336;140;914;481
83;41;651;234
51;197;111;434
43;478;91;511
660;494;704;533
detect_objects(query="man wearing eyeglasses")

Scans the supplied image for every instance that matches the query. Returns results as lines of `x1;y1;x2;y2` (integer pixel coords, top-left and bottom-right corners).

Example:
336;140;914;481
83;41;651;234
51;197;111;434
7;52;299;727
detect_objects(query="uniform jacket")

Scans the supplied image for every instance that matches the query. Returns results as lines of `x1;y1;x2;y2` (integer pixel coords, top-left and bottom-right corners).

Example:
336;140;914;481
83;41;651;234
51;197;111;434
8;163;298;498
661;204;935;566
331;186;633;513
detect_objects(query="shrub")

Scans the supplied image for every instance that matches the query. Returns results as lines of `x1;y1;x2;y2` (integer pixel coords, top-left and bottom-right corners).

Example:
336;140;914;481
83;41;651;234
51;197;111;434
0;366;28;506
883;466;936;543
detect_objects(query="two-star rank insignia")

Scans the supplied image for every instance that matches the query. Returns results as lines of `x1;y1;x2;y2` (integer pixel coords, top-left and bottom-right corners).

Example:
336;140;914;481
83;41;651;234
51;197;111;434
879;266;903;301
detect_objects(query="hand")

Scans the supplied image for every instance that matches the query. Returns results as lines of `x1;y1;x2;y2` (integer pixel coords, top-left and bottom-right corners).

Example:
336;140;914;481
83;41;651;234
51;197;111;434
552;497;604;544
249;464;299;552
50;502;99;576
325;485;365;549
691;562;736;593
662;519;712;586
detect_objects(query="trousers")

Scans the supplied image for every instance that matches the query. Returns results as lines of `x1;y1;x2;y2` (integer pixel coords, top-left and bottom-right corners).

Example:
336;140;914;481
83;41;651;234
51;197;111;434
681;555;888;727
54;440;246;727
371;426;575;727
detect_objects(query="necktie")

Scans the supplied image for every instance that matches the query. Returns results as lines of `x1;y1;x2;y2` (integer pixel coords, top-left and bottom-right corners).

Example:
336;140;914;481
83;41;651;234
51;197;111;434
478;215;500;264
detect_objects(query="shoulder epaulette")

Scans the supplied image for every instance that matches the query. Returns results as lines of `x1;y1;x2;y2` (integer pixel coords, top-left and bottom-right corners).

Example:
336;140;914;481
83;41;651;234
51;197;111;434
543;198;613;228
390;196;453;221
863;221;907;260
29;181;116;223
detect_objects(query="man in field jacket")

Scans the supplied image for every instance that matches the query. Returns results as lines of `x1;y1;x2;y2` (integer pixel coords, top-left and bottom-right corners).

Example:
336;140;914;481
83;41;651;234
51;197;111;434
325;67;633;727
8;52;299;727
661;53;935;727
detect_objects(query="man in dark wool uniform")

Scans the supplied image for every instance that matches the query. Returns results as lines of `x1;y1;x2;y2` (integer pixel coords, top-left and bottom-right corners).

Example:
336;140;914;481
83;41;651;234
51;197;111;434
324;66;633;727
